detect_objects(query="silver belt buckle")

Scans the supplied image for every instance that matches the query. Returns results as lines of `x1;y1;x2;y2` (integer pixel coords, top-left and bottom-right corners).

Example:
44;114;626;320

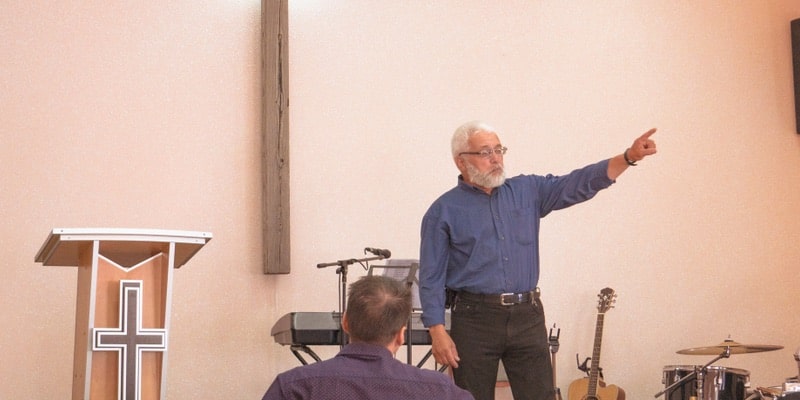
500;292;516;306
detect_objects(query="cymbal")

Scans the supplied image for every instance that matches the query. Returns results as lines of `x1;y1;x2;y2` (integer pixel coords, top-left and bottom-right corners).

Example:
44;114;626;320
677;339;783;355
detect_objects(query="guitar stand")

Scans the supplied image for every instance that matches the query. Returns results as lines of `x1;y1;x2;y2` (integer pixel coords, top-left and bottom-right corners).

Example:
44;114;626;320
654;347;732;398
576;354;604;380
550;324;564;400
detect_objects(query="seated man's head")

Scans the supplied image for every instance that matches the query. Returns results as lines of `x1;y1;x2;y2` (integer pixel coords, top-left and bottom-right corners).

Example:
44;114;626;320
342;275;412;348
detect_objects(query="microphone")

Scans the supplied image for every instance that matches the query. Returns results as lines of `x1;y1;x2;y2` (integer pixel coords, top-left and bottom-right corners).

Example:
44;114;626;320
364;247;391;259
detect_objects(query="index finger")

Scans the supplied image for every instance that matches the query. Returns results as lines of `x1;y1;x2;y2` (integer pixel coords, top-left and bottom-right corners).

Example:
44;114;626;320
639;128;657;140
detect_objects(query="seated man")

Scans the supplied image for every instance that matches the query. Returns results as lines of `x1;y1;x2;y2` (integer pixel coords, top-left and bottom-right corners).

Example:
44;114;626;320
262;275;473;400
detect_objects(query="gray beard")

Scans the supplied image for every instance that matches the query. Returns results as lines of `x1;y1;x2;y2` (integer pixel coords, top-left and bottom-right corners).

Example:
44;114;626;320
465;162;506;189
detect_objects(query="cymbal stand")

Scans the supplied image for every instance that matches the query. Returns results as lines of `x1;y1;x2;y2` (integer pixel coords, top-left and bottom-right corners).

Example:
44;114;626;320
317;253;388;348
654;346;731;398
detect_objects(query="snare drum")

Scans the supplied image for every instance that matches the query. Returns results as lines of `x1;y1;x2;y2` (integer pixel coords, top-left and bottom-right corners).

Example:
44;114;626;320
662;365;749;400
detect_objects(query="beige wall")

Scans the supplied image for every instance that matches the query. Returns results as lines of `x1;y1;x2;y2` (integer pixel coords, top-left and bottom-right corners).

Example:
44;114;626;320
2;1;800;399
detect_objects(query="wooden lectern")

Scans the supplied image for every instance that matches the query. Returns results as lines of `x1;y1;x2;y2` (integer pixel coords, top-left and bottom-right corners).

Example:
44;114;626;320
34;228;212;400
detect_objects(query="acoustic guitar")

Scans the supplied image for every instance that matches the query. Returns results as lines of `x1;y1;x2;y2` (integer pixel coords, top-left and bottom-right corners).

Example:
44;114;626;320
567;288;625;400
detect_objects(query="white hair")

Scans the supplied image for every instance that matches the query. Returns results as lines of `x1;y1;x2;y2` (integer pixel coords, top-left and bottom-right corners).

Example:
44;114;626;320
450;121;498;159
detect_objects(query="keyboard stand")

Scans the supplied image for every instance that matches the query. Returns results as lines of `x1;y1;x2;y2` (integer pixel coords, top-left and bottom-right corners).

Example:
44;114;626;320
289;344;322;365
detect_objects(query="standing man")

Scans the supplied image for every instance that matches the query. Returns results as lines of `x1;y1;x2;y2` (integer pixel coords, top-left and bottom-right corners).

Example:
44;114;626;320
262;275;474;400
419;121;656;400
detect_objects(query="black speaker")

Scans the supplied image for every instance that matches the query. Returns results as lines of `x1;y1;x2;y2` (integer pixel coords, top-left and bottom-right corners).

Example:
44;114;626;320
792;18;800;133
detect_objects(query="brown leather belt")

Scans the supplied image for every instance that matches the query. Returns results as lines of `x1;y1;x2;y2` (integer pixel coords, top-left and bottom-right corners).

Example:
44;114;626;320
456;290;538;306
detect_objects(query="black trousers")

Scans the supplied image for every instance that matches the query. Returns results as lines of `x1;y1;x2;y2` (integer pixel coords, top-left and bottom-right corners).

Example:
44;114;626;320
450;294;554;400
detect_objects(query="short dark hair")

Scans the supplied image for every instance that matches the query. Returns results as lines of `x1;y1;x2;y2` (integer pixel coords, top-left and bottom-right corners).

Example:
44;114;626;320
345;275;412;345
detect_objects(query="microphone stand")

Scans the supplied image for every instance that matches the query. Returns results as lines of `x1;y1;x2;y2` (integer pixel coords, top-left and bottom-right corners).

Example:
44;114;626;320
403;263;419;366
317;254;388;348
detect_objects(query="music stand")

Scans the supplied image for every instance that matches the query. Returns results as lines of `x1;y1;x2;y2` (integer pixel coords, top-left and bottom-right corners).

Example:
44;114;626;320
368;260;419;365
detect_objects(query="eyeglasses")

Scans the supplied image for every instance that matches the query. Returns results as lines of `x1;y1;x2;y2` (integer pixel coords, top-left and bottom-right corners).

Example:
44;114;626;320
459;146;508;158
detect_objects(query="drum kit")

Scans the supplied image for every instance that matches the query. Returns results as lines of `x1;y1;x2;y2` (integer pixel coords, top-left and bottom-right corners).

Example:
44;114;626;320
655;338;800;400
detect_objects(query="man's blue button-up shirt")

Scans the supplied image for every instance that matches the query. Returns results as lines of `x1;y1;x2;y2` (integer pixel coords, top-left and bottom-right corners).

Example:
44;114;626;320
419;160;614;327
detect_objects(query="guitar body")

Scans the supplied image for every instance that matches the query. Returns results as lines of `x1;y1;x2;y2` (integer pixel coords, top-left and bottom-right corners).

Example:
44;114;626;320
567;377;625;400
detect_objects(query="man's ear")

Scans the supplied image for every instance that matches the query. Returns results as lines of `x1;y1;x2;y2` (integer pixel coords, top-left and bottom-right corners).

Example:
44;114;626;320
341;312;350;335
454;156;467;176
394;325;407;347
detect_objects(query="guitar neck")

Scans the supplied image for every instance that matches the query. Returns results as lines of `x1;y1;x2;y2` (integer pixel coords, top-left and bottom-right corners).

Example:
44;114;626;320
587;312;605;397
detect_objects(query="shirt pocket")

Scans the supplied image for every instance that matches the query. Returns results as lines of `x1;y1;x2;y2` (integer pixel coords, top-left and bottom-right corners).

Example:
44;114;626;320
510;207;535;245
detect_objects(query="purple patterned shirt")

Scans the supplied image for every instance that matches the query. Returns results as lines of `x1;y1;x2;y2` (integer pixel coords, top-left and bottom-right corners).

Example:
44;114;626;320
262;342;473;400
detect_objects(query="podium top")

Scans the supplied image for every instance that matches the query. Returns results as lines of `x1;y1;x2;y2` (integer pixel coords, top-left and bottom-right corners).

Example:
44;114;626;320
34;228;212;268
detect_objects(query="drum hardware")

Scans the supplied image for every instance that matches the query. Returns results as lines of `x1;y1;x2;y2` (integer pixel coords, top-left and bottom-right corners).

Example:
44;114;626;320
654;346;732;399
739;346;800;400
753;386;783;398
748;387;800;400
656;338;785;400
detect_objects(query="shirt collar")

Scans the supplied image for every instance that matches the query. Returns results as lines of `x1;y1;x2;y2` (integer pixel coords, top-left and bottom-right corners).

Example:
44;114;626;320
338;342;394;360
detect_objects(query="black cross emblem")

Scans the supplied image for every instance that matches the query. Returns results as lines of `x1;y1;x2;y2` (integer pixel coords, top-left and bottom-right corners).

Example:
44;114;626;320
93;280;167;400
